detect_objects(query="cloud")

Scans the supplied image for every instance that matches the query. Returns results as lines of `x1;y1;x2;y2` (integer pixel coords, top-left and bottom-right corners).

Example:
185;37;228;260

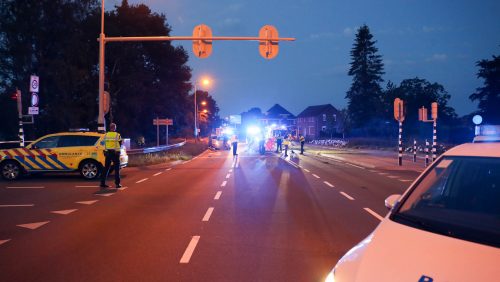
309;32;336;40
343;27;355;37
426;54;448;62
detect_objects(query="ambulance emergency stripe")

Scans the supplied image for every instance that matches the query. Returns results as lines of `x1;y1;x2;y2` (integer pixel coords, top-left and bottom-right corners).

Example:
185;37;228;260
2;150;14;159
33;149;59;169
14;156;35;170
26;156;47;170
48;155;69;169
22;148;35;157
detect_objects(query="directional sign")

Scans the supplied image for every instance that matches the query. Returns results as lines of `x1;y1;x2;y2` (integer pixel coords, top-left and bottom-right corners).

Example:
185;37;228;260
30;75;39;93
153;119;173;126
31;93;39;107
28;107;39;115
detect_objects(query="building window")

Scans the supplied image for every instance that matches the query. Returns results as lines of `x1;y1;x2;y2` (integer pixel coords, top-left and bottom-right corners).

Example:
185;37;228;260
323;114;326;122
333;114;337;122
308;126;315;135
309;117;314;122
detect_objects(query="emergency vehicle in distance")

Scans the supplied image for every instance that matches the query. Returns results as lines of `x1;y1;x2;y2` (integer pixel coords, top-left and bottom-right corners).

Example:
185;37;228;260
0;130;128;181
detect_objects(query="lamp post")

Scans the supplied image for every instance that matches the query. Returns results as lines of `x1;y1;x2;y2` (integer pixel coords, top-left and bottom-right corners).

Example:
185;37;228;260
194;78;210;142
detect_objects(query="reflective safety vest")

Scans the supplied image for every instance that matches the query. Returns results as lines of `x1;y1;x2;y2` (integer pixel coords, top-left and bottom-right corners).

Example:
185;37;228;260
283;139;290;146
104;131;122;150
300;136;305;143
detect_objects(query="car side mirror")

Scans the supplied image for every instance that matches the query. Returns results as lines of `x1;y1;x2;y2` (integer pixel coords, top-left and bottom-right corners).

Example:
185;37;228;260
384;194;401;210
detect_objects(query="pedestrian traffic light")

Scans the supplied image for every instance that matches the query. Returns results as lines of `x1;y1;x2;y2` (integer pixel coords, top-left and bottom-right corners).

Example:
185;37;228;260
431;102;438;120
193;24;213;59
393;98;405;122
10;90;20;101
259;25;279;60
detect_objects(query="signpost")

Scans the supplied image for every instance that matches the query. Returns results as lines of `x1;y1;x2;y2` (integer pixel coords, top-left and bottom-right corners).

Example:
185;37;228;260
394;98;405;166
153;118;173;146
418;102;438;165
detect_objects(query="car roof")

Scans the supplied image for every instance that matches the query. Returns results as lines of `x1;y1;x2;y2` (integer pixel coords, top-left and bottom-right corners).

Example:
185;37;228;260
443;142;500;158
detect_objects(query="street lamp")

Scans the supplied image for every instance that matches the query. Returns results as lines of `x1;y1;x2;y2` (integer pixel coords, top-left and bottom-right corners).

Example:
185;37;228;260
194;78;211;141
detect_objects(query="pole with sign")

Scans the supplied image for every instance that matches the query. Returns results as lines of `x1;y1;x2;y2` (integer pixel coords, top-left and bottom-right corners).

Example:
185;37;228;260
29;75;40;115
418;102;438;165
153;118;174;146
394;98;405;166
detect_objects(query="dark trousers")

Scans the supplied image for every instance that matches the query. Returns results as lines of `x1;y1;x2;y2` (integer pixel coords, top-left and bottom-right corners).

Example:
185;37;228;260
232;142;238;155
276;141;282;152
301;141;305;154
284;145;289;156
101;150;120;185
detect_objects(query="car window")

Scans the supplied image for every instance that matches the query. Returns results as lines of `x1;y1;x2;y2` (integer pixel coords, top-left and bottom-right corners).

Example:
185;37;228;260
58;135;100;147
393;156;500;247
33;136;60;149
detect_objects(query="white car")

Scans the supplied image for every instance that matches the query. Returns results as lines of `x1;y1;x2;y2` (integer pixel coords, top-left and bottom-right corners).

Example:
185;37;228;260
326;142;500;282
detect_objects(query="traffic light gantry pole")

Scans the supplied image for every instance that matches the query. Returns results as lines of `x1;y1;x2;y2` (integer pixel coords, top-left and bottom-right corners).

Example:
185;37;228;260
97;2;295;133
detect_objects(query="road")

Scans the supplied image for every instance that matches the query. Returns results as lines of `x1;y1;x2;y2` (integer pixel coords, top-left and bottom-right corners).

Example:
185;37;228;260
0;144;420;281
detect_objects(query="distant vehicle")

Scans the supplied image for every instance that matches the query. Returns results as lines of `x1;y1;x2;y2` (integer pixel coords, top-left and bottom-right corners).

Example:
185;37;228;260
325;142;500;282
0;131;128;180
473;125;500;143
210;135;229;150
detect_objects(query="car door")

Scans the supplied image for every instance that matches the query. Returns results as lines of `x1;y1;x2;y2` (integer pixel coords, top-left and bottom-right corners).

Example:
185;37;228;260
26;135;65;171
56;135;100;170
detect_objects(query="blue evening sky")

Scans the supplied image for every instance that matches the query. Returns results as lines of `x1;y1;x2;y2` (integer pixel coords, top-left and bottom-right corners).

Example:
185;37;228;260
108;0;500;118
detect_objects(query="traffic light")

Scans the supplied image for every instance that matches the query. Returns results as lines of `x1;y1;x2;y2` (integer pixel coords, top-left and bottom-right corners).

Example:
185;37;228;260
259;25;279;60
10;90;19;101
193;24;213;59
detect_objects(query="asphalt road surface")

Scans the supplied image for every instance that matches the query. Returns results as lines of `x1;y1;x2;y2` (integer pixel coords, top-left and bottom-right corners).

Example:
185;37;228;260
0;144;420;281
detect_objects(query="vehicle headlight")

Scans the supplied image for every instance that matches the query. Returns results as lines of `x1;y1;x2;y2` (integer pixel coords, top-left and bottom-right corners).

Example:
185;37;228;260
325;270;335;282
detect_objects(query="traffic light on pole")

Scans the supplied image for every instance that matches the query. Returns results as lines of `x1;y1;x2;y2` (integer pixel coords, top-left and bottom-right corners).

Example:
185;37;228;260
10;90;20;101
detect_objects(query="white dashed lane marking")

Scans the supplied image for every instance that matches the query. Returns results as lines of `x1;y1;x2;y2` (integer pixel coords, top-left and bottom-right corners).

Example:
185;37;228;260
76;200;98;205
180;236;201;264
346;163;365;169
202;207;214;222
364;208;384;221
225;173;231;179
165;168;172;171
387;175;399;179
153;172;162;176
221;181;227;187
136;178;148;184
75;185;99;188
0;204;34;208
312;174;320;179
51;209;77;215
323;181;334;188
303;168;310;173
399;179;413;182
340;192;355;201
6;186;44;189
0;239;11;246
214;191;222;200
17;221;50;230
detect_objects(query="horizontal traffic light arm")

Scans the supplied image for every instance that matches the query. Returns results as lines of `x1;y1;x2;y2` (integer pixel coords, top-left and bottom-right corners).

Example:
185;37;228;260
102;36;295;42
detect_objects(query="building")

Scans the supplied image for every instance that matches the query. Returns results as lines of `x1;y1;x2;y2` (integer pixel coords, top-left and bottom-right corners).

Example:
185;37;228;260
260;104;296;132
296;104;343;140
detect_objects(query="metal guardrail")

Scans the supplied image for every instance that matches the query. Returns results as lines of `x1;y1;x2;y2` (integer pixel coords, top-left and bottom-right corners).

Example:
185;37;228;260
126;139;187;155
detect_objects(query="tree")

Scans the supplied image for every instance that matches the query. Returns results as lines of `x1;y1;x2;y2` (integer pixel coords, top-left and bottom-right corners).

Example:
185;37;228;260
192;90;221;136
346;24;385;130
469;55;500;124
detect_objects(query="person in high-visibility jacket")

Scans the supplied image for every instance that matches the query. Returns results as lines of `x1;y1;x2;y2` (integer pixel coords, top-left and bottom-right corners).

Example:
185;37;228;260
300;135;306;155
100;123;122;189
283;136;290;157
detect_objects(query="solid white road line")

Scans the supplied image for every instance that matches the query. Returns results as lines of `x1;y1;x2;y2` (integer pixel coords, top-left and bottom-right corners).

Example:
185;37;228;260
225;173;231;179
202;207;214;222
75;185;99;188
303;168;310;173
0;239;11;246
6;186;44;189
312;174;320;179
340;191;355;200
323;181;335;188
364;208;384;221
51;209;77;215
136;178;148;183
76;200;98;205
180;236;201;264
346;163;365;169
184;160;191;164
214;191;222;200
0;204;34;208
153;172;163;176
221;181;227;187
17;221;50;230
287;161;299;168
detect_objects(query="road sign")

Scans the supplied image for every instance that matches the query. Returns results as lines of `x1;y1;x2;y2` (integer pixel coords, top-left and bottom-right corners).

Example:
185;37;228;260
193;24;213;59
259;25;279;59
30;75;40;93
431;102;438;120
28;107;39;115
31;93;39;107
393;98;405;122
153;119;173;126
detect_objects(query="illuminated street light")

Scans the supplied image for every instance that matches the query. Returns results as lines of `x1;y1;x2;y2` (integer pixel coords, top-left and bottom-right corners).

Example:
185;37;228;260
201;101;207;106
194;77;211;141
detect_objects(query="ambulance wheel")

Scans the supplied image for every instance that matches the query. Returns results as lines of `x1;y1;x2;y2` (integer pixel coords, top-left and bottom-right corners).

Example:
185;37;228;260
0;160;22;180
80;160;101;180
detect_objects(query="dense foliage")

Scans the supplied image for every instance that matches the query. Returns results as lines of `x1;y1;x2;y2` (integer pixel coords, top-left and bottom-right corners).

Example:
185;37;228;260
469;55;500;124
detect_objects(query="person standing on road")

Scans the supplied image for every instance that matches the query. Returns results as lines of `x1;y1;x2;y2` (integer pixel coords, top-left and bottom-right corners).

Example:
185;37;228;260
100;123;122;189
231;134;238;156
283;136;290;157
300;135;305;154
276;134;283;153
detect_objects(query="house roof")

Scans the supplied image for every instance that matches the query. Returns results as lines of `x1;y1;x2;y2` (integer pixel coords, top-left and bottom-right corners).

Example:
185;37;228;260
264;104;296;119
297;104;339;118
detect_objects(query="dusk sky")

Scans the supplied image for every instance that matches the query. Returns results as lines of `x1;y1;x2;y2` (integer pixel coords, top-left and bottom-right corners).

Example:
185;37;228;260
108;0;500;118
